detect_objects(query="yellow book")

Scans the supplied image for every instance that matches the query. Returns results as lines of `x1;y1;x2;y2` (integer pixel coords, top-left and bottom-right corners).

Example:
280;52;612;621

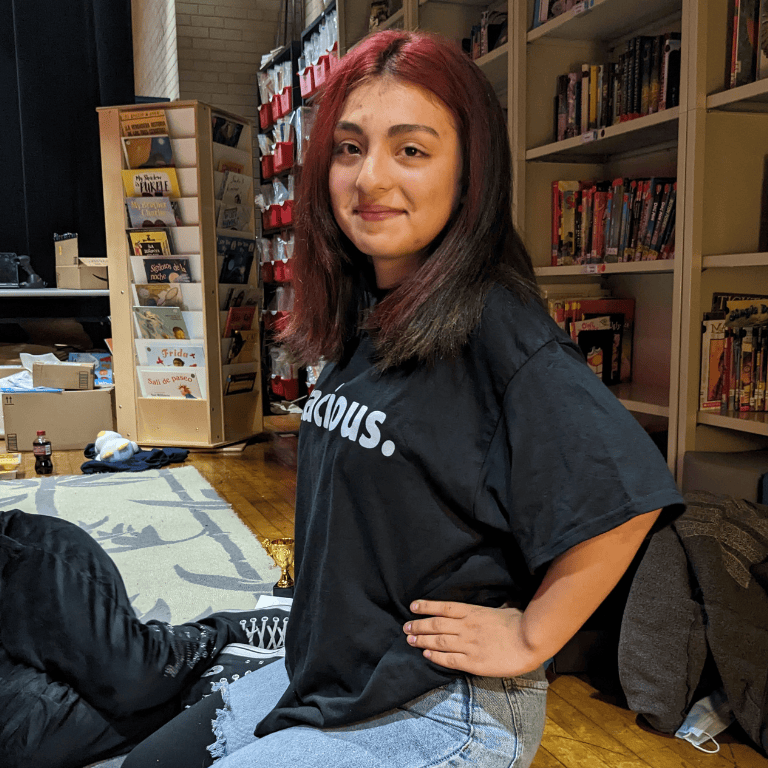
122;168;180;198
589;64;599;130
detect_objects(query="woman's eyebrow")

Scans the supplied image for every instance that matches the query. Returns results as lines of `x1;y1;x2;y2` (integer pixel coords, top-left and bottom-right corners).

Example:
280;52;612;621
335;121;439;138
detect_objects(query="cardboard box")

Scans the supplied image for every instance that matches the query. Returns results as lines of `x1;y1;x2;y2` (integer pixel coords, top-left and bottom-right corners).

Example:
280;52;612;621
56;259;109;290
55;236;80;267
2;387;115;451
32;362;95;390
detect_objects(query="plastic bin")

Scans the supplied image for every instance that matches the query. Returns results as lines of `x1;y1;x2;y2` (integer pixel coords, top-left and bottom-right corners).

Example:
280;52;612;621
274;141;294;174
299;67;315;98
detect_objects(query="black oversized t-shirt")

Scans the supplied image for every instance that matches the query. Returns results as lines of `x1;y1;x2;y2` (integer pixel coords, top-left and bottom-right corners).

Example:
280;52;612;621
254;285;684;736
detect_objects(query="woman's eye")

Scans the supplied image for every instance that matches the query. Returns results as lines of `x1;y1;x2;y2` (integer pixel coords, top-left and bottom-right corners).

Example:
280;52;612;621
334;142;361;156
403;146;423;158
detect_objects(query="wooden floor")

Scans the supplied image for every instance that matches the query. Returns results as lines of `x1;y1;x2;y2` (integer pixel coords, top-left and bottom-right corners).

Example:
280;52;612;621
4;419;767;768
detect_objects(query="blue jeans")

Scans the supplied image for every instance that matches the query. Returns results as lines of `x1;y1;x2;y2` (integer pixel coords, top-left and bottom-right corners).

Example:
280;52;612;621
207;659;548;767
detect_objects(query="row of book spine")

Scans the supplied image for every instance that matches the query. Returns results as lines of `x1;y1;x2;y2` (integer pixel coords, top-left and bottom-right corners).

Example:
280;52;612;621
727;0;768;89
552;177;676;266
701;321;768;413
555;33;682;141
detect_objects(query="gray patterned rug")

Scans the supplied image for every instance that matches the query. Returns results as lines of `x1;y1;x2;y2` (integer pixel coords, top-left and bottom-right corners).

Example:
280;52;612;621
1;466;277;624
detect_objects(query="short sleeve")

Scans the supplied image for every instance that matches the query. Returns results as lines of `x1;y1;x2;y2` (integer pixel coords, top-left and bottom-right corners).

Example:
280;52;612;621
478;339;685;573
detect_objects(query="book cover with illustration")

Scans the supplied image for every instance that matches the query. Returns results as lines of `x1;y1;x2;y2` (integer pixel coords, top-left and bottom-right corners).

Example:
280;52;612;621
136;340;205;368
122;168;181;198
211;115;244;147
137;366;204;399
217;236;256;284
122;135;175;169
126;197;180;229
120;109;169;137
572;316;615;386
218;171;253;204
700;317;727;410
223;306;256;337
225;330;259;364
68;351;113;387
133;306;190;340
141;257;192;284
218;159;245;174
217;203;253;231
133;282;186;309
568;297;635;383
128;229;172;257
223;285;260;309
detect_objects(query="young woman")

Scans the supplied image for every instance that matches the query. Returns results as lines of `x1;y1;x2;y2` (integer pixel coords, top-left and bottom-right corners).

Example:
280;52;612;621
124;29;684;768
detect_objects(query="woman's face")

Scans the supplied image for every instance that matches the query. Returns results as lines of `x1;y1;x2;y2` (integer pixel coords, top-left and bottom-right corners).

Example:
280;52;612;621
329;77;462;289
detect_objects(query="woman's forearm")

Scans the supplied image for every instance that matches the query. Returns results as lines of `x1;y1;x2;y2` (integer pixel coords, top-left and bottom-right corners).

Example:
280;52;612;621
519;508;661;665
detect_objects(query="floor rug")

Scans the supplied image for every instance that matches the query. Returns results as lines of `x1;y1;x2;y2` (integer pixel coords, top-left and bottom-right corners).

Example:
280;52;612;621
0;465;278;625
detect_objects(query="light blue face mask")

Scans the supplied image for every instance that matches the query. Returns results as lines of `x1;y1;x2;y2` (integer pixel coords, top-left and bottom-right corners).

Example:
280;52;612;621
675;688;735;754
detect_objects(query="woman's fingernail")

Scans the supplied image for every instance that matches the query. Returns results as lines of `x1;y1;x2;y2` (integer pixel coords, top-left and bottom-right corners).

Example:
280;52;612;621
411;601;419;611
424;650;432;659
407;635;416;644
404;623;411;632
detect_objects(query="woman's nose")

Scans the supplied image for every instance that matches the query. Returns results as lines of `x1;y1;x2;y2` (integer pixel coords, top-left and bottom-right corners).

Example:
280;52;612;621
355;147;391;196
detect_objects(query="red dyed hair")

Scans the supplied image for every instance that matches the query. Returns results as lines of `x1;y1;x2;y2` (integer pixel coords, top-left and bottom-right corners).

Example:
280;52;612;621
279;30;539;369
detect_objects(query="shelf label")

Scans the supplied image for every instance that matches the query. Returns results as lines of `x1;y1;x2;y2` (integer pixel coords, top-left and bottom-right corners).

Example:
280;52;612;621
582;264;606;274
581;130;597;143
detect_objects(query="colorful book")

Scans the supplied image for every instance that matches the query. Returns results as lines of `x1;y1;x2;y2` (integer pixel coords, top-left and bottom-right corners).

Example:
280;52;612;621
218;236;256;284
122;168;181;198
120;109;169;138
142;257;192;284
137;367;204;399
133;306;190;340
217;159;245;174
126;197;180;229
129;229;172;257
731;0;760;88
573;316;615;385
136;340;205;367
223;306;256;337
133;282;187;309
122;135;175;168
700;318;728;409
211;115;244;147
224;285;260;309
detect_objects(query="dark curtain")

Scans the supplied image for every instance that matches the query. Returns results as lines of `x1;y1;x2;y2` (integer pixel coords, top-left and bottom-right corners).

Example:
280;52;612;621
0;0;134;287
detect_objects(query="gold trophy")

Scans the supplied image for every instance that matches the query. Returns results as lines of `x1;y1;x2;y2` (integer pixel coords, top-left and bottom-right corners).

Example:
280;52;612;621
261;537;295;594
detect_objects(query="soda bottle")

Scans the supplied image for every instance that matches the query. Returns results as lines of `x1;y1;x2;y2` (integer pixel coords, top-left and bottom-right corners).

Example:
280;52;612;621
33;430;53;475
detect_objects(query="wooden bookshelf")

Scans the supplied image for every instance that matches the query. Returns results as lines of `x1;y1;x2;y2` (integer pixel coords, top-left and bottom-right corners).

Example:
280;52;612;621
97;101;263;448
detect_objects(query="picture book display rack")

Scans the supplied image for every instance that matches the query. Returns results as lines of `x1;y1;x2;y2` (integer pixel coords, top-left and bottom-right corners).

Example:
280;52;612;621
97;100;263;448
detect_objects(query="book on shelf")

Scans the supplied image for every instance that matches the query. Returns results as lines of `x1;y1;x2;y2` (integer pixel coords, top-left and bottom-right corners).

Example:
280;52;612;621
133;305;191;340
211;115;244;148
216;202;253;232
699;295;768;412
550;296;635;383
225;370;257;396
68;352;113;387
122;135;175;169
122;168;181;198
218;171;253;205
133;282;187;309
223;285;260;310
136;340;205;368
552;176;676;264
758;1;768;79
553;33;681;140
141;257;192;284
223;305;256;338
217;159;245;174
137;366;204;399
225;330;259;365
126;197;180;229
120;109;169;138
729;0;760;88
572;316;615;386
128;229;172;257
217;235;256;284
